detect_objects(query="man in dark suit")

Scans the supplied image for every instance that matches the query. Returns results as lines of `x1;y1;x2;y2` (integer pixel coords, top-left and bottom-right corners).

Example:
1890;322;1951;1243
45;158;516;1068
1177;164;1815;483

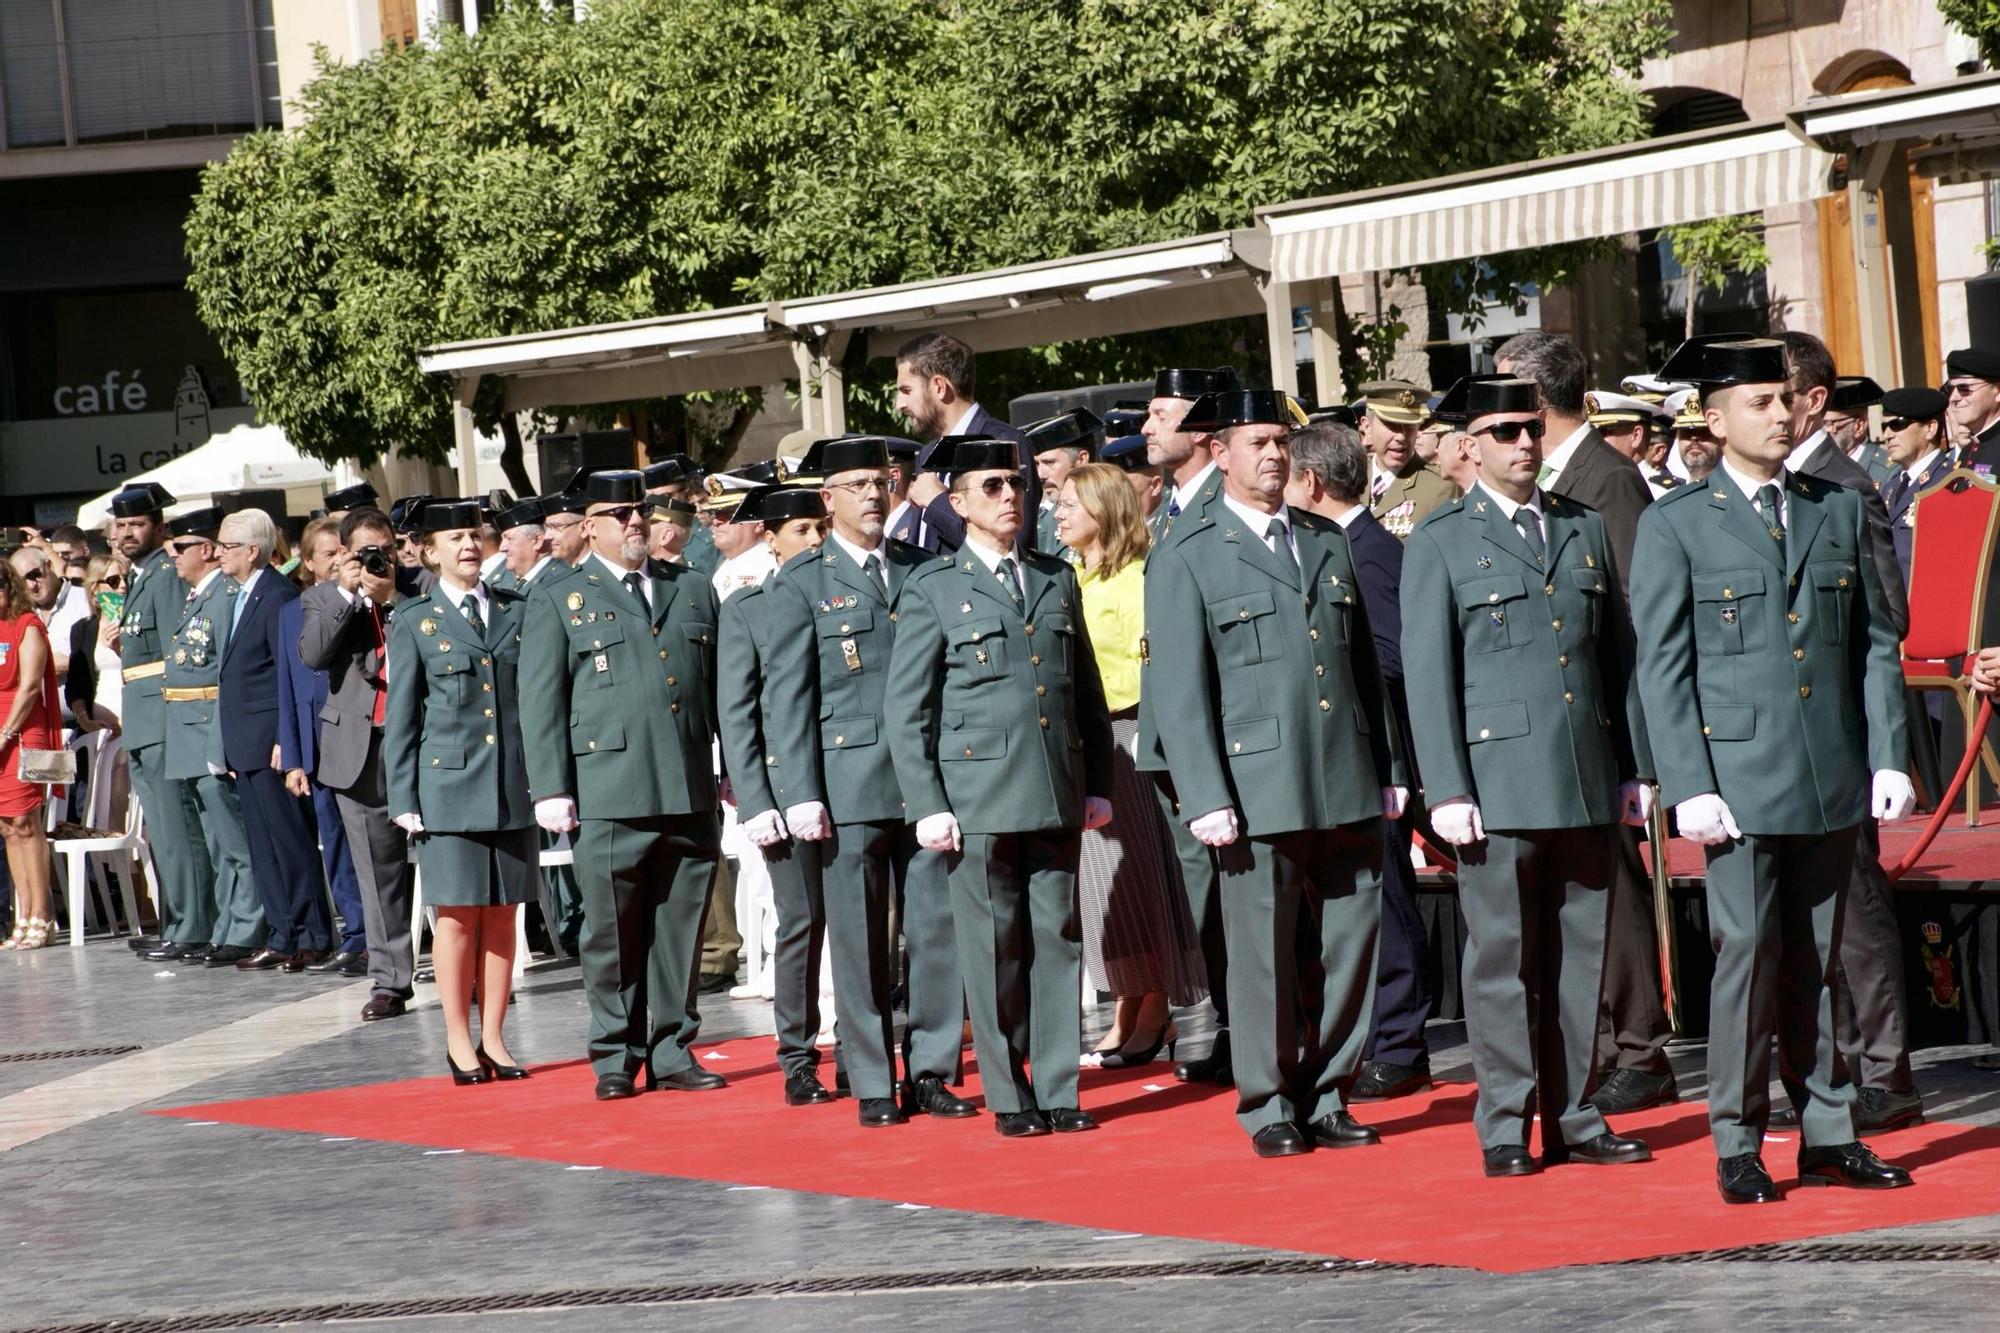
893;331;1033;554
213;508;333;968
881;437;936;550
1880;386;1955;580
298;507;418;1020
277;519;369;977
1285;421;1432;1100
1494;335;1674;1113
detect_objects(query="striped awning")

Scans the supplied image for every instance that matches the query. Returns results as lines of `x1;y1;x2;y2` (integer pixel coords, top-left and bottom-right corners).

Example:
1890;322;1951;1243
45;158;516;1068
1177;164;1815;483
1260;123;1834;284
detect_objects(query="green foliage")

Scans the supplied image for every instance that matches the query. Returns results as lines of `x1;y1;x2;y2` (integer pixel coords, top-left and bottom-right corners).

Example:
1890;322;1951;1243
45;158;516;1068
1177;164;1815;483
1940;0;2000;65
1662;215;1770;295
1981;234;2000;271
187;0;1674;469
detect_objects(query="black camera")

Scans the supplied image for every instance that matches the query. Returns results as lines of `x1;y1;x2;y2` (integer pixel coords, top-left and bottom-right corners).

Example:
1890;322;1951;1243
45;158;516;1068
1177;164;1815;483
355;546;394;578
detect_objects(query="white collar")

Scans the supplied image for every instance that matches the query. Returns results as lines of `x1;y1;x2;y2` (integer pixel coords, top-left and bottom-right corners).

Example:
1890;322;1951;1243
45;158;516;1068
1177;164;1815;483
1172;460;1218;510
1720;458;1789;506
960;534;1013;573
436;575;489;612
829;530;884;571
193;568;224;597
1904;448;1943;483
234;566;266;597
522;555;552;584
1221;491;1290;538
1543;423;1591;475
1331;504;1364;530
588;551;646;583
1475;481;1543;524
1785;427;1827;473
948;402;982;438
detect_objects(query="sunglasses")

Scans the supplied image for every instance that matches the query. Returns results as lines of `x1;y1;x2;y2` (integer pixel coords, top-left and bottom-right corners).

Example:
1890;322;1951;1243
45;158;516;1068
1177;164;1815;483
975;474;1029;498
1472;420;1547;444
589;505;643;524
20;568;46;581
1883;417;1926;433
168;539;208;555
1945;381;1987;397
98;574;123;589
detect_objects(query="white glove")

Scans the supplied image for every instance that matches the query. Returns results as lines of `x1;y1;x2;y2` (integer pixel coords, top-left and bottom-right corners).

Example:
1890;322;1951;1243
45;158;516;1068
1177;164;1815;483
1188;807;1239;847
392;812;425;835
1381;786;1409;821
1431;799;1485;847
1871;770;1917;823
915;811;962;852
1675;793;1741;845
742;808;789;847
535;796;579;834
1617;781;1654;828
1082;796;1113;831
784;801;832;842
206;762;228;778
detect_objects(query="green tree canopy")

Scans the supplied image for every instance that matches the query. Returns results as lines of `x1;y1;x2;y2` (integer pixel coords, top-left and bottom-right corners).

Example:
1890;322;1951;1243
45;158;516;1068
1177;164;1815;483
186;0;1671;470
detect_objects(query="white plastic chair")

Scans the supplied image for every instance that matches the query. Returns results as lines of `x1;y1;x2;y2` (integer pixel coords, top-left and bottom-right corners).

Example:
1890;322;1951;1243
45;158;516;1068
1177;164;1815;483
51;786;147;948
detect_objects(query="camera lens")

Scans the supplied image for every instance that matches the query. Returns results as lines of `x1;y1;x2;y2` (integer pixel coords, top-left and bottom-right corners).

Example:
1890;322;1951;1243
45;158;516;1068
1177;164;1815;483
359;550;391;577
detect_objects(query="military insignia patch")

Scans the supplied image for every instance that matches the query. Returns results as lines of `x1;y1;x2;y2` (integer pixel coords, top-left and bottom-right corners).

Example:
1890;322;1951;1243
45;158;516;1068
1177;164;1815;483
1476;556;1492;569
419;618;438;636
438;640;452;652
603;611;615;621
841;638;861;672
567;592;586;611
960;602;973;614
586;612;597;623
174;649;187;665
1721;607;1737;626
569;615;582;627
594;654;609;673
1585;554;1596;568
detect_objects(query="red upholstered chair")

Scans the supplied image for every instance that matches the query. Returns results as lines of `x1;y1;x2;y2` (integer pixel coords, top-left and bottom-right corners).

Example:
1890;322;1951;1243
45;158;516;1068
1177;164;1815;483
1902;468;2000;826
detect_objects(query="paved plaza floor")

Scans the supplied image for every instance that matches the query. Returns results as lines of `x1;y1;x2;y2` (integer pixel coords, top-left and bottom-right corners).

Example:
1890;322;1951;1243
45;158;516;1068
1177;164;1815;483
3;945;1999;1331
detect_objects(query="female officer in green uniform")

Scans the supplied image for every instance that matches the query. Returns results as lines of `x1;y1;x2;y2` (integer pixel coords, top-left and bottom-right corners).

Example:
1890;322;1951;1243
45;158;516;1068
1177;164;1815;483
385;499;538;1085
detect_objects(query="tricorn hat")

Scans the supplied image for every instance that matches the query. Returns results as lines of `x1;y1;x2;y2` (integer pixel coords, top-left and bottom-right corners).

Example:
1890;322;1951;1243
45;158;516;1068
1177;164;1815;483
1435;376;1539;424
583;470;645;505
1826;376;1885;414
412;499;483;534
496;496;546;531
165;506;224;539
798;435;891;477
322;481;379;512
1154;367;1243;401
733;485;828;525
109;481;175;519
1022;408;1103;456
1657;335;1789;398
1179;388;1306;434
929;438;1021;475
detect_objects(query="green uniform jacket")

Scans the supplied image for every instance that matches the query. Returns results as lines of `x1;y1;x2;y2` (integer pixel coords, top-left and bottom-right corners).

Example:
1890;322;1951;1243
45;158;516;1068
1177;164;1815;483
1400;485;1649;830
1371;463;1461;540
760;539;934;825
1631;470;1906;835
716;582;799;821
885;547;1114;835
161;573;234;782
383;583;534;831
119;546;187;751
1139;501;1404;836
1136;467;1224;775
517;554;721;820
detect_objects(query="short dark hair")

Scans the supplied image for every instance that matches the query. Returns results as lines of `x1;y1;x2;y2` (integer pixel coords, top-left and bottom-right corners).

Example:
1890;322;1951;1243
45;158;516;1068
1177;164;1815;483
1780;330;1835;394
1290;424;1368;503
896;331;975;398
48;524;88;548
1494;331;1586;414
339;507;394;548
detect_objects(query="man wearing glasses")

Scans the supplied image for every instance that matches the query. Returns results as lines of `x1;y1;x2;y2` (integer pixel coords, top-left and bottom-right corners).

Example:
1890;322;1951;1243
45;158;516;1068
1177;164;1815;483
1945;347;2000;472
518;470;726;1101
1402;375;1655;1178
763;436;972;1125
887;438;1115;1138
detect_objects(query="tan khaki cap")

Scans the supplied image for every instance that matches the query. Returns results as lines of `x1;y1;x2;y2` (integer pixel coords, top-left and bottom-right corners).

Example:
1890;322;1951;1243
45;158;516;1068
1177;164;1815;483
1359;379;1428;425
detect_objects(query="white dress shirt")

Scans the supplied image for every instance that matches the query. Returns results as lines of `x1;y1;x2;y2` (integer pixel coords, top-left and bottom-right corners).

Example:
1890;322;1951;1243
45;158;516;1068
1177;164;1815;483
1539;423;1591;488
1220;493;1297;562
435;575;491;626
1475;482;1546;546
590;551;654;609
1720;459;1790;528
1171;460;1219;515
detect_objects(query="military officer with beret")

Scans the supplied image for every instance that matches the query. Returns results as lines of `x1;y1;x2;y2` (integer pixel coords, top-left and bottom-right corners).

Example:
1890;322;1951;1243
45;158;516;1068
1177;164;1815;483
715;484;846;1111
1633;337;1915;1204
384;500;538;1084
106;483;218;960
1141;389;1408;1158
1362;380;1459;539
518;469;726;1101
886;437;1116;1137
159;507;265;965
1401;376;1655;1177
764;435;975;1124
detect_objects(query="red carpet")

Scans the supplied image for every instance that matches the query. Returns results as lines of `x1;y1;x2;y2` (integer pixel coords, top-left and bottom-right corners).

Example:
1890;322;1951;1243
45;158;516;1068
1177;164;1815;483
157;1038;2000;1272
1652;806;2000;883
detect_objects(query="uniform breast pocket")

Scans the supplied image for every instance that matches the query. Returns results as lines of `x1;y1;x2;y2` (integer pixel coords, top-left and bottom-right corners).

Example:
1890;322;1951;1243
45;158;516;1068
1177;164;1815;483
681;619;715;667
1456;575;1531;653
816;607;876;676
1566;566;1607;640
1810;562;1857;647
570;621;626;687
1692;570;1765;656
948;618;1007;680
426;656;468;708
1207;589;1280;667
1039;611;1077;678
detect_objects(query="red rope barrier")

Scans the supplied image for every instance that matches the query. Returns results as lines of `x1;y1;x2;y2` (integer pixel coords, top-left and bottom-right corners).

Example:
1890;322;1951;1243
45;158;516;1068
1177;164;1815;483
1887;697;1995;883
1412;831;1457;872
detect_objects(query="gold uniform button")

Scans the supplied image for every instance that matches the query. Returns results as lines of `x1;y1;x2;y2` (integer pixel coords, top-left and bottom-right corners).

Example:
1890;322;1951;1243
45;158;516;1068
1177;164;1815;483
659;650;668;659
1792;648;1805;661
483;708;494;717
1314;664;1325;676
834;735;845;746
1799;685;1812;699
1563;690;1574;704
1030;654;1041;666
1039;716;1049;729
1318;699;1330;712
667;676;677;686
1478;728;1491;740
1309;628;1320;641
1036;685;1047;697
1545;583;1556;596
481;656;491;666
1558;654;1569;667
1232;741;1242;753
1838;576;1849;588
671;702;680;713
1488;592;1500;603
1240;609;1250;620
890;612;899;623
652;627;660;636
588;740;597;750
1025;624;1035;635
1723;587;1734;599
1551;619;1563;631
1702;725;1712;736
482;682;492;693
484;734;495;745
964;747;974;757
839;623;850;633
430;757;440;766
1787;612;1800;624
592;639;601;648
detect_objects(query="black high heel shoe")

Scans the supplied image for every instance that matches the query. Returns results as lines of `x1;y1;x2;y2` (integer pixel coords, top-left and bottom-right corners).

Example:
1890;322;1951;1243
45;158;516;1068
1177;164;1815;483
475;1045;531;1081
1100;1023;1178;1070
447;1052;491;1086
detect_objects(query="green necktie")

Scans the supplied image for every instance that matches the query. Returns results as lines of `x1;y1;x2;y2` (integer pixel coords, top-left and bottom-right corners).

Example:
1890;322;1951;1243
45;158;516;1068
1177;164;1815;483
1514;510;1545;565
863;553;887;598
1267;518;1301;590
460;594;485;636
1756;483;1786;548
998;558;1023;607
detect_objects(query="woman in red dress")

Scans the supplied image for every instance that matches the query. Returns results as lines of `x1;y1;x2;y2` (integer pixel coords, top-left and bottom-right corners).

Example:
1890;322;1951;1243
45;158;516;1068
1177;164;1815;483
0;558;59;950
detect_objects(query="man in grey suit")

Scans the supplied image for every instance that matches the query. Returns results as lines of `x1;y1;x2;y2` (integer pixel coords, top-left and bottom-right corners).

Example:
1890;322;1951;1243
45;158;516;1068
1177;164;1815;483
297;507;416;1021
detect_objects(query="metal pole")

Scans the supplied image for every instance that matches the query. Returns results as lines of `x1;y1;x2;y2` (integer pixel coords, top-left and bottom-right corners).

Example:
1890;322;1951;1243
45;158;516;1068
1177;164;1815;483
453;376;482;497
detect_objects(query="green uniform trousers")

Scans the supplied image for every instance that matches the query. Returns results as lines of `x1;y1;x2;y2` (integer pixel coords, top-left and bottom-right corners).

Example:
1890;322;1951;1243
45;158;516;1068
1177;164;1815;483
574;812;720;1080
191;771;264;949
766;835;827;1081
1458;825;1616;1151
897;837;965;1085
818;821;906;1100
1704;826;1860;1157
949;829;1082;1114
126;744;215;944
1216;823;1380;1135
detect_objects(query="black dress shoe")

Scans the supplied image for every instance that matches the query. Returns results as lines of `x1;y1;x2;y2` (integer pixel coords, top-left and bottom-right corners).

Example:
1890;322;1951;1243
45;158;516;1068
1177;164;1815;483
1304;1111;1380;1148
1252;1123;1311;1158
282;949;328;973
1483;1145;1539;1177
1173;1030;1233;1085
1797;1141;1913;1189
1768;1103;1801;1128
359;994;407;1022
1588;1068;1679;1115
1547;1132;1652;1166
128;934;162;953
235;948;288;971
1854;1086;1926;1135
595;1072;639;1101
203;945;254;967
475;1045;531;1080
1349;1059;1431;1101
785;1073;834;1106
907;1075;978;1118
143;940;202;961
994;1110;1051;1138
696;971;735;995
1717;1152;1781;1204
1048;1107;1098;1133
652;1066;727;1092
308;949;365;974
858;1098;906;1127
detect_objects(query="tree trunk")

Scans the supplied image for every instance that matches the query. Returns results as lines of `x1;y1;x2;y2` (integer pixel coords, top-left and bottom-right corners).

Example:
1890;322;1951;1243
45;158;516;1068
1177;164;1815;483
497;413;536;497
1684;265;1700;339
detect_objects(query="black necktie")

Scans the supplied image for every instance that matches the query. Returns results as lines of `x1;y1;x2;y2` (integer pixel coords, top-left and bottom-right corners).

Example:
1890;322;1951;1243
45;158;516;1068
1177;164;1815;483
460;594;484;636
1513;510;1545;565
623;571;646;608
1756;484;1786;549
1885;472;1910;512
1266;518;1300;590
